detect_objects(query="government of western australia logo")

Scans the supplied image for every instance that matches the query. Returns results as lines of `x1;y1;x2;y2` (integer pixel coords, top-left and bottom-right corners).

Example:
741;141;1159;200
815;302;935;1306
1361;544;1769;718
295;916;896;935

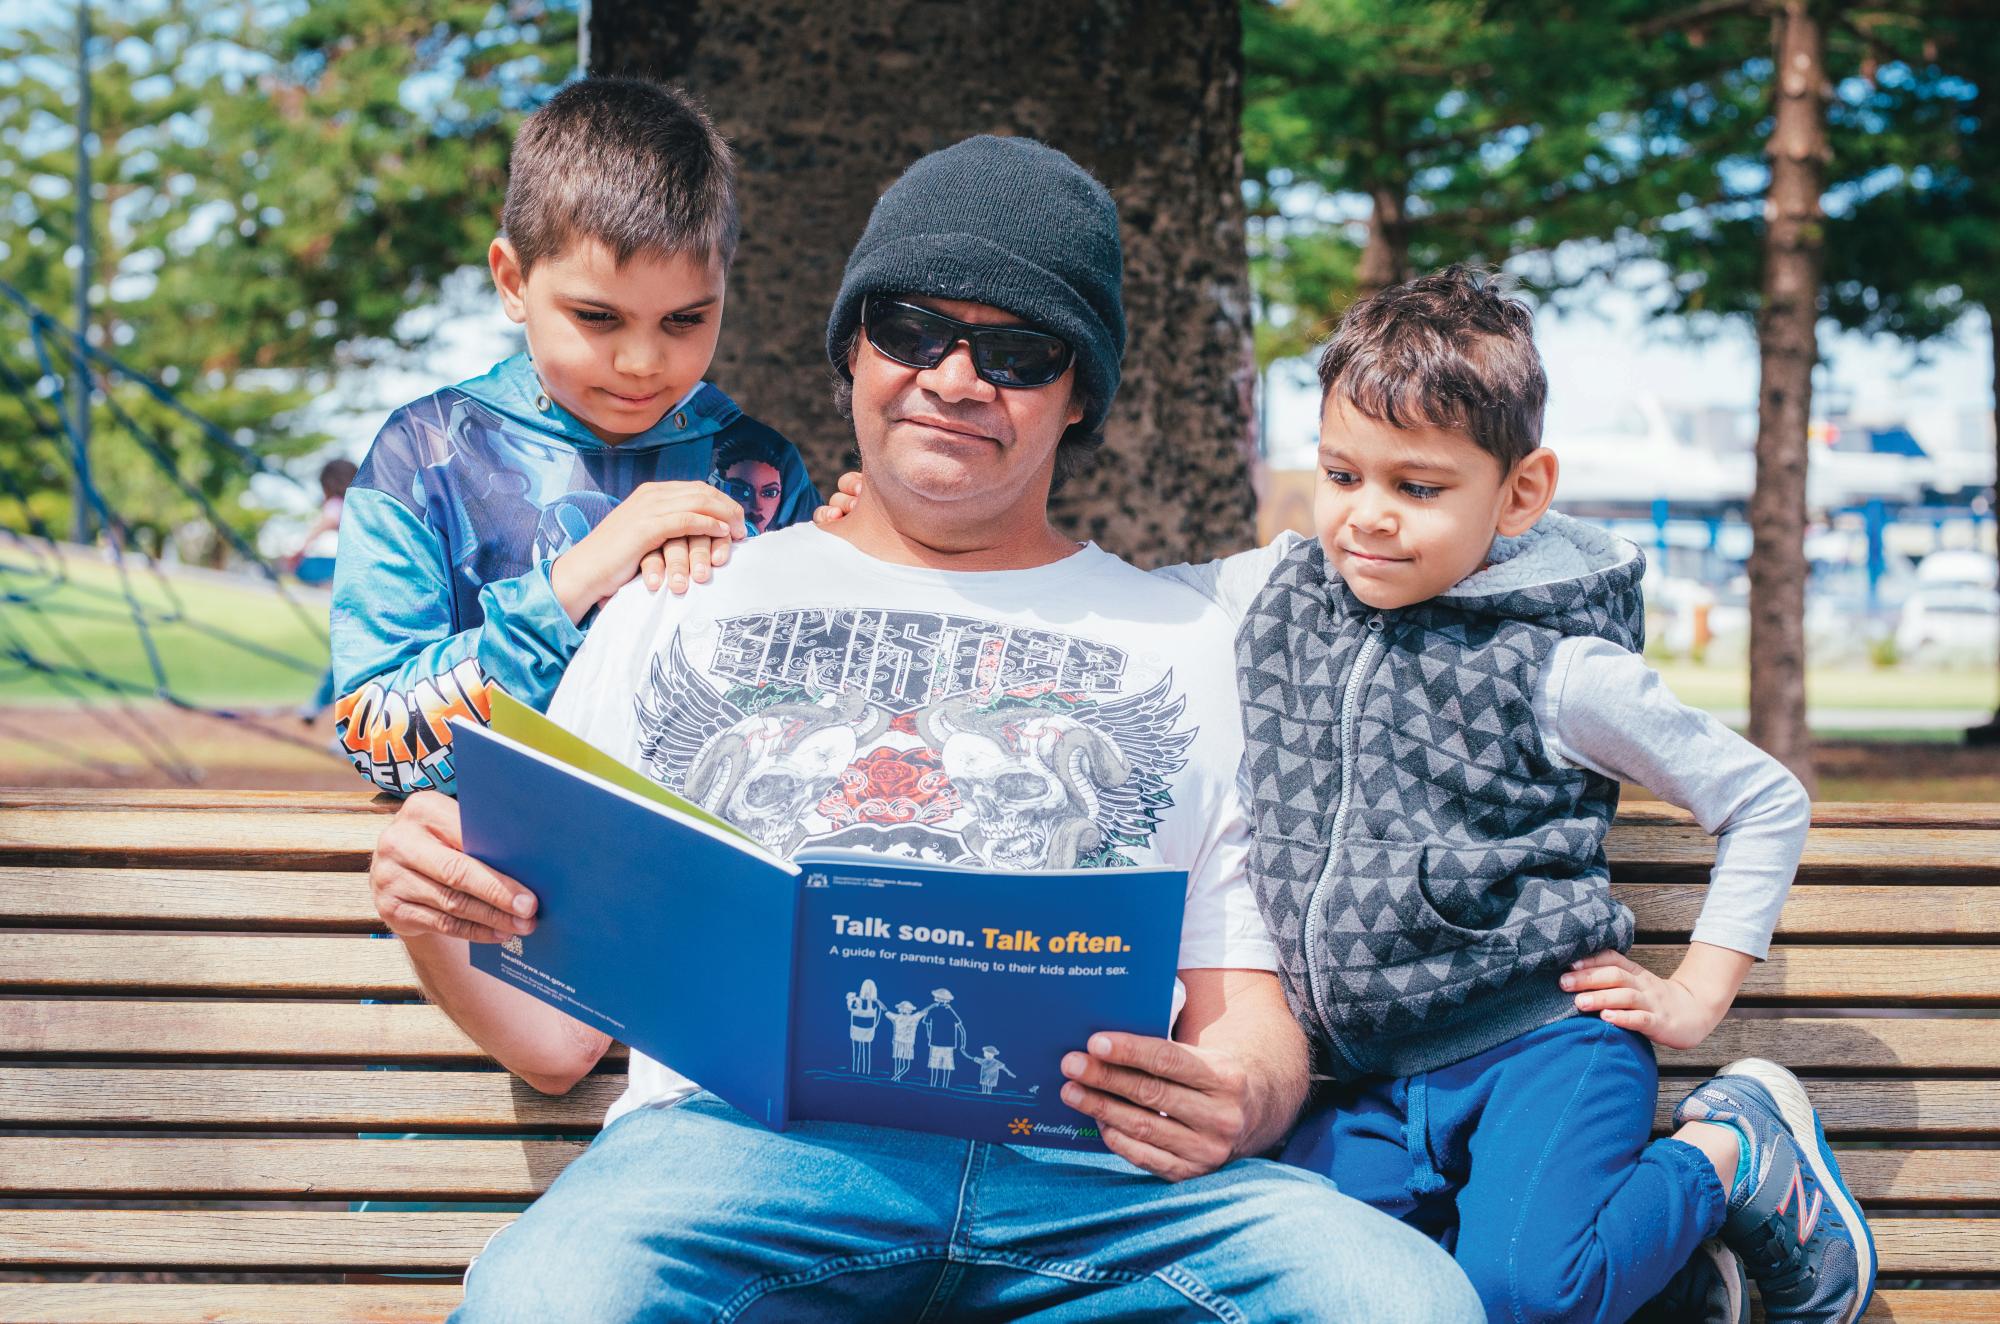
633;610;1195;869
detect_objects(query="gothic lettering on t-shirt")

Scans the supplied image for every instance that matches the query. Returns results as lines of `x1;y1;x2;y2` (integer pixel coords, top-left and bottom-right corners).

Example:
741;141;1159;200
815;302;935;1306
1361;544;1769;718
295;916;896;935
633;609;1196;869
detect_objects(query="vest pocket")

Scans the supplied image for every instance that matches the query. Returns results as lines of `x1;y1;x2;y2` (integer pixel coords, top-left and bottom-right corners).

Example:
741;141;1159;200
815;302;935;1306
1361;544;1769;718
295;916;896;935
1329;838;1507;951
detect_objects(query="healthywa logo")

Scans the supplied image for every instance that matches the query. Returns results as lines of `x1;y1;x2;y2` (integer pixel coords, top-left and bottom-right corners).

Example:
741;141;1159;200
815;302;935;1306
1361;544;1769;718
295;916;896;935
1005;1118;1098;1142
502;934;525;958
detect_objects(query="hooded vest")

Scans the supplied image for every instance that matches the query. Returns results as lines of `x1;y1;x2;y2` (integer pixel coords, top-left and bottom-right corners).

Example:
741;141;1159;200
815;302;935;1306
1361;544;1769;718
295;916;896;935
1235;514;1647;1079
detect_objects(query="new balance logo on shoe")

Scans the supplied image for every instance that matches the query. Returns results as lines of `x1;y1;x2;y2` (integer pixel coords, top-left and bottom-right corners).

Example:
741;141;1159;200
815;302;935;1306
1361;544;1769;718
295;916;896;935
1776;1169;1823;1245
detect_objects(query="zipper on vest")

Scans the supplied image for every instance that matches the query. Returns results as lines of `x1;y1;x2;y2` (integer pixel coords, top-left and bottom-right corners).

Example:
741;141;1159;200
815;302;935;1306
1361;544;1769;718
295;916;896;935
1302;610;1387;1062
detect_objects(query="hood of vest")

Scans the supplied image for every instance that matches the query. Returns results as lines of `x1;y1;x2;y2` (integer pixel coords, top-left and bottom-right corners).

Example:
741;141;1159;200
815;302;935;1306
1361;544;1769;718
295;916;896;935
1401;510;1646;650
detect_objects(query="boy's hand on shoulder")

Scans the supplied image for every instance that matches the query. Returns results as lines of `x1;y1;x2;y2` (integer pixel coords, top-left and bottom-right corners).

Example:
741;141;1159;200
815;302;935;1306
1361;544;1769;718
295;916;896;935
811;470;865;528
550;480;746;619
635;527;733;599
1562;945;1749;1050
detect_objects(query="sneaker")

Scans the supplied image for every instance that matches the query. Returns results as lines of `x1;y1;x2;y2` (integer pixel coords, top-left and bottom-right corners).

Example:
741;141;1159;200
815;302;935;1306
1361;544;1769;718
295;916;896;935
1673;1058;1876;1324
1631;1239;1750;1324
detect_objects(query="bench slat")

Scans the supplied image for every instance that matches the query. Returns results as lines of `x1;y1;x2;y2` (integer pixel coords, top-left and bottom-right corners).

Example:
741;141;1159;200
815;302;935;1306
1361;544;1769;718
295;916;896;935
1622;884;2000;940
1833;1148;2000;1206
1659;1015;2000;1072
13;934;2000;1004
6;1002;1995;1072
9;875;1998;940
0;866;378;929
8;806;1994;879
0;788;389;813
0;808;381;869
0;1136;1986;1205
0;1137;587;1199
4;999;489;1061
0;1210;512;1271
1631;946;2000;1005
0;1286;1986;1324
0;1067;620;1131
1606;826;2000;883
1614;800;2000;830
0;1284;463;1324
1654;1078;1998;1138
0;1210;1987;1274
0;933;415;997
1;1067;1990;1136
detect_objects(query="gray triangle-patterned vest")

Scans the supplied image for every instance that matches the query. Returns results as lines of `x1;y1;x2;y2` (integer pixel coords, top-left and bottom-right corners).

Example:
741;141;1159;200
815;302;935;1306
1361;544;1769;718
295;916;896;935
1235;535;1646;1080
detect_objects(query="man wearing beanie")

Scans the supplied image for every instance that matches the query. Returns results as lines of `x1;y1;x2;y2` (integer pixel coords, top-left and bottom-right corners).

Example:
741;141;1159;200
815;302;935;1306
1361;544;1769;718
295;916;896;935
376;134;1479;1322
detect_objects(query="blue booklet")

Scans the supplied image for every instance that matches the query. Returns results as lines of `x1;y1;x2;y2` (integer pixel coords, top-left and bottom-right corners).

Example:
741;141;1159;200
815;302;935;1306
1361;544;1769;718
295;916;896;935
453;712;1186;1150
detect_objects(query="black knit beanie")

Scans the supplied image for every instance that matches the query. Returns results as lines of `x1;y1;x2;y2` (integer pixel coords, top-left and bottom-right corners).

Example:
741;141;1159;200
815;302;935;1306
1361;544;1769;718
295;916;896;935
826;135;1125;434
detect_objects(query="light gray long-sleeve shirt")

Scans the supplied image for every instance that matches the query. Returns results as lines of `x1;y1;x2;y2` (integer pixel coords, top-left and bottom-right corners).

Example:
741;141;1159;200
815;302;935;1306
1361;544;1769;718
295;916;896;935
1156;530;1808;961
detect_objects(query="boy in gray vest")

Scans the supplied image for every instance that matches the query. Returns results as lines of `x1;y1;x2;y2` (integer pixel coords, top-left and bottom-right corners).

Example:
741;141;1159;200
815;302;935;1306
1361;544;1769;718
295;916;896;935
1202;267;1870;1324
780;266;1870;1323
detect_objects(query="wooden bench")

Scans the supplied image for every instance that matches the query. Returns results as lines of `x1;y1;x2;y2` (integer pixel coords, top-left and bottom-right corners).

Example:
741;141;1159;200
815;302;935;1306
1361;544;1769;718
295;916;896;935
2;787;1996;1322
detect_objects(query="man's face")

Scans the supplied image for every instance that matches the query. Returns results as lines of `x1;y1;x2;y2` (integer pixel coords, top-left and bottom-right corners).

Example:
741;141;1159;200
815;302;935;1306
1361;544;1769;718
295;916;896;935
1313;397;1514;610
491;236;725;444
846;296;1084;519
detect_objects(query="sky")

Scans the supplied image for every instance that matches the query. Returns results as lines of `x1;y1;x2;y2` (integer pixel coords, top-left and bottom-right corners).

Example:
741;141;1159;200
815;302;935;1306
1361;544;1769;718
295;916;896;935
1262;285;1996;471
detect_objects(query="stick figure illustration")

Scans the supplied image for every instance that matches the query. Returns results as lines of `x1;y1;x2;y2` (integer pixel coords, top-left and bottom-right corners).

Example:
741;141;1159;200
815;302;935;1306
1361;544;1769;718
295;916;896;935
967;1045;1016;1095
883;999;924;1081
920;989;966;1088
844;978;882;1074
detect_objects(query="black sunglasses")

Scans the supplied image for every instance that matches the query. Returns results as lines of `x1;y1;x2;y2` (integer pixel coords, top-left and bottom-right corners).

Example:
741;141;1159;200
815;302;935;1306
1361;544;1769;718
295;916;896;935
861;296;1074;389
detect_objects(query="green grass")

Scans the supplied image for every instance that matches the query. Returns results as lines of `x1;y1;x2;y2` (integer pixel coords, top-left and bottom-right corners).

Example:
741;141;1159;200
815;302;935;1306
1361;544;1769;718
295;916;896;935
0;547;329;709
1650;660;1999;715
2;544;1994;721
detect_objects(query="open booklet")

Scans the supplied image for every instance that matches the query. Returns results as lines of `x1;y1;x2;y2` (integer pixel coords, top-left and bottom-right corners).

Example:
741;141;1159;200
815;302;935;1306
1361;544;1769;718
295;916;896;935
454;691;1186;1150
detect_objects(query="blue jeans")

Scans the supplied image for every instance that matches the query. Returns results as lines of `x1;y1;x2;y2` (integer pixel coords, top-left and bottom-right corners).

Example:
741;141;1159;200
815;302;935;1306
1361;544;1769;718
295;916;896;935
1284;1016;1726;1324
455;1091;1482;1322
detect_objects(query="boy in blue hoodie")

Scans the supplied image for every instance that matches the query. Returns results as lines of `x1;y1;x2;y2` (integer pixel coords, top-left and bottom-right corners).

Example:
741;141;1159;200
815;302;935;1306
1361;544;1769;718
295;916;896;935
331;77;819;796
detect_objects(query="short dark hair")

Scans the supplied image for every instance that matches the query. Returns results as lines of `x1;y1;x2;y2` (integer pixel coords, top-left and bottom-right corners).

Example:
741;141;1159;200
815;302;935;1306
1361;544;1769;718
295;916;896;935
318;457;357;500
1317;265;1546;471
828;325;1103;492
502;77;738;275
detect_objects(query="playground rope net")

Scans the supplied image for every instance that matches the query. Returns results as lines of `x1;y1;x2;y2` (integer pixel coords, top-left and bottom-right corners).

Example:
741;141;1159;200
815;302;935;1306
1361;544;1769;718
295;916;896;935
0;279;341;784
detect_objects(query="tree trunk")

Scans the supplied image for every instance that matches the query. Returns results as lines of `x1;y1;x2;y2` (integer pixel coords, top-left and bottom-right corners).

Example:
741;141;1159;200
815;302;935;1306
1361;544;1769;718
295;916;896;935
588;1;1258;566
1354;180;1410;300
1746;0;1828;790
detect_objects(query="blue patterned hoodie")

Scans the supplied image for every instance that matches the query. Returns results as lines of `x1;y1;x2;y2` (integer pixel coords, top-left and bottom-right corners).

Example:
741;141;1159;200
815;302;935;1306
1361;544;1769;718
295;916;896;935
330;352;819;796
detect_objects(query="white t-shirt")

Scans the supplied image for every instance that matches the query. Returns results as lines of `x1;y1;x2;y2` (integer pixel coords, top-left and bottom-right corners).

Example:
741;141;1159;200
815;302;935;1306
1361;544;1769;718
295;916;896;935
543;523;1276;1123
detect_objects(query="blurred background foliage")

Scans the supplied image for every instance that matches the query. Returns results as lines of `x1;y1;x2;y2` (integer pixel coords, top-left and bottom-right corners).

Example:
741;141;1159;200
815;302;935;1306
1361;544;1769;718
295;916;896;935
0;0;579;557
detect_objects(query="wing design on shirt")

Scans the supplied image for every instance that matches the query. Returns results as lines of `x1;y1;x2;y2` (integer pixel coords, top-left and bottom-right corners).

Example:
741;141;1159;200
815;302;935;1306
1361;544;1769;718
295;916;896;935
634;636;745;793
1084;673;1196;854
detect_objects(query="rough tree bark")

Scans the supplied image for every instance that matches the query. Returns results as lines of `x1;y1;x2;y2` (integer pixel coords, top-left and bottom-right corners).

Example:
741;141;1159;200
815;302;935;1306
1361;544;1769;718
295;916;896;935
587;1;1259;565
1746;0;1828;790
1355;180;1411;301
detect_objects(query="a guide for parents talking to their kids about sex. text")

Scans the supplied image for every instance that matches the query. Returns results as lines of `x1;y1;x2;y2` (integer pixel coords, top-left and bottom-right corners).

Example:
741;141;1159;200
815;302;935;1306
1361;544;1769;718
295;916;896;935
455;692;1186;1150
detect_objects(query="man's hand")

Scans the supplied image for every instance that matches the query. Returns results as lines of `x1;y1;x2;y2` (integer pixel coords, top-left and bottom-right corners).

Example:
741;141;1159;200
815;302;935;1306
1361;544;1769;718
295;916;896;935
1058;1032;1256;1182
811;471;865;527
1562;943;1751;1050
550;480;746;618
369;790;539;945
